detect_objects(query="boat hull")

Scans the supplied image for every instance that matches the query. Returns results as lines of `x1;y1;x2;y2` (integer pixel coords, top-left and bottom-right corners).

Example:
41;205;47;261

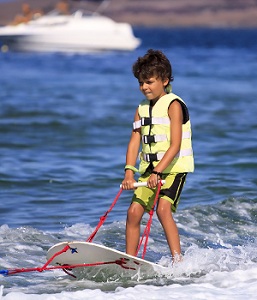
0;12;140;52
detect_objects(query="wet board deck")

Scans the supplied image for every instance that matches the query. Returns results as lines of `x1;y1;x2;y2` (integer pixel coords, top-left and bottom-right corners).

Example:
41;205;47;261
47;241;168;280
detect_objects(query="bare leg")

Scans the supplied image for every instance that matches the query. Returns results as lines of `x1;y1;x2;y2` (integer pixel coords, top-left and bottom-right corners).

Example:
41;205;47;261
126;202;145;256
156;198;181;260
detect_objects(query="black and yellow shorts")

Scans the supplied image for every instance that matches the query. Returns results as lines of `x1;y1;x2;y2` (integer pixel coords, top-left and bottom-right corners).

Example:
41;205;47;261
132;172;187;213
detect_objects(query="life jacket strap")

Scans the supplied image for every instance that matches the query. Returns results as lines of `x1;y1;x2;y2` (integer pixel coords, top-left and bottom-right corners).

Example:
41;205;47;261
133;117;170;130
142;131;191;145
142;134;167;144
142;149;193;162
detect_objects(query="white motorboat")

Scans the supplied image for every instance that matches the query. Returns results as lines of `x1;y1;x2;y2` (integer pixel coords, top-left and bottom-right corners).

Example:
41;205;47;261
0;10;141;53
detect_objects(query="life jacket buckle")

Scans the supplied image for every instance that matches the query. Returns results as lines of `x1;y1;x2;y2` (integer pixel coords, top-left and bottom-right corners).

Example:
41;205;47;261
143;135;155;144
141;117;151;126
145;153;158;162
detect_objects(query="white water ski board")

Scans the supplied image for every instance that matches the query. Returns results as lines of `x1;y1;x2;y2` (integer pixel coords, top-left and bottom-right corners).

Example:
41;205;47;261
47;241;168;280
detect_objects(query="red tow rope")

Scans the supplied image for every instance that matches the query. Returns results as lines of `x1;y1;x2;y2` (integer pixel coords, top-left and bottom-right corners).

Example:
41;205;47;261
5;257;136;277
86;187;123;242
2;245;71;276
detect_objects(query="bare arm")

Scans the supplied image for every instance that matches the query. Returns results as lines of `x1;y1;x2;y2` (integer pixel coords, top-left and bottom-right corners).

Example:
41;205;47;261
122;108;141;189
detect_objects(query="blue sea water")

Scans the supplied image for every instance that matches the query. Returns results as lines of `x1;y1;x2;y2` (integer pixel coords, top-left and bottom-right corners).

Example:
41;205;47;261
0;28;257;299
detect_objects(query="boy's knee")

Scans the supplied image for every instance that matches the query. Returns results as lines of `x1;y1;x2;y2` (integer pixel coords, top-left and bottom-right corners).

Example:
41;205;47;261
127;203;144;221
127;206;134;218
156;204;170;220
156;206;164;219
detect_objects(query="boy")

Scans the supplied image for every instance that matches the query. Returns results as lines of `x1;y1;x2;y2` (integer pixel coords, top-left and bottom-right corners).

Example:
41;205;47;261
121;49;194;262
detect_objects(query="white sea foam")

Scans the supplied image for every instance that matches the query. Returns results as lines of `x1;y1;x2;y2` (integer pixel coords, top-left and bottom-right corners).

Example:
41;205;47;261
1;268;257;300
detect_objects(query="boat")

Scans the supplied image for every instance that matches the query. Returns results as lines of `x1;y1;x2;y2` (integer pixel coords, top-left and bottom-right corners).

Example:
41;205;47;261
0;10;141;53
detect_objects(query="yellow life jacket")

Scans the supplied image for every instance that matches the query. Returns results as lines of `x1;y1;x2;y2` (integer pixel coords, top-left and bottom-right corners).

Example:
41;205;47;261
133;93;194;174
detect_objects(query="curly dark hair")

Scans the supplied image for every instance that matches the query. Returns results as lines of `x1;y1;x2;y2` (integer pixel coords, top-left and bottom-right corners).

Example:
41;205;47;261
132;49;173;84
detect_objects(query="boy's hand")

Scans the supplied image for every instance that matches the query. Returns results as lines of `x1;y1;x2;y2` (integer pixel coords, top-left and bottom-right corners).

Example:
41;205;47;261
147;170;162;188
147;173;159;188
121;177;137;190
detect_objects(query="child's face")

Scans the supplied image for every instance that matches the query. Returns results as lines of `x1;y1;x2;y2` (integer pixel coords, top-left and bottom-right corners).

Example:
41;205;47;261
138;76;168;102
